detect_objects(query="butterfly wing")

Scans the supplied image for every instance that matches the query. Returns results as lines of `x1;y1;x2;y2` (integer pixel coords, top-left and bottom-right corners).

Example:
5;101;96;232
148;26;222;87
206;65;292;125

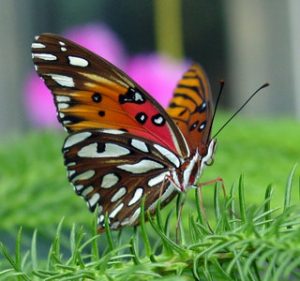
166;64;214;156
32;33;189;157
63;129;180;232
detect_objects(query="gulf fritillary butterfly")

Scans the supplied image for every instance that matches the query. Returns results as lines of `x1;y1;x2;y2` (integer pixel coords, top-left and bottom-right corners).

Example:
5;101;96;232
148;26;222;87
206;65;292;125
32;33;216;232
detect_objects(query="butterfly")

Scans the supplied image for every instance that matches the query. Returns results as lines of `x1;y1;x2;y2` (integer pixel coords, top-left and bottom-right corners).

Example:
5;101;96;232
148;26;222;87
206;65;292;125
31;33;216;232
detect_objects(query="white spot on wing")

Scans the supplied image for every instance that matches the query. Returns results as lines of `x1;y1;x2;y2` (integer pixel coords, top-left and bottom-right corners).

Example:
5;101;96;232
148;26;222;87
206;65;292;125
109;203;124;218
56;95;71;102
101;173;119;188
101;129;126;135
148;184;175;212
128;188;143;206
129;208;141;224
88;193;100;208
111;221;120;229
64;132;92;148
131;139;149;153
120;208;141;226
117;159;163;173
134;92;143;101
98;214;104;224
153;144;180;168
74;184;84;191
68;170;76;177
59;41;66;46
57;103;69;110
61;47;67;52
81;186;94;197
111;187;127;202
48;74;75;87
32;53;57;61
153;116;164;125
32;43;46;48
68;56;89;67
72;170;95;182
78;143;130;158
148;171;169;187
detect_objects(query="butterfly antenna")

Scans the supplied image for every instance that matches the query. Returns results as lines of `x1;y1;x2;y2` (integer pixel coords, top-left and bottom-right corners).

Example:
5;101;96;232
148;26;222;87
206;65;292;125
207;80;225;143
212;82;269;138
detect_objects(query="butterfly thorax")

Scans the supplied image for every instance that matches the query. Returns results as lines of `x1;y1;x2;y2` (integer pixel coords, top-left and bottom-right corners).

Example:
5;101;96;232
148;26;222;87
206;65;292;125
169;139;216;192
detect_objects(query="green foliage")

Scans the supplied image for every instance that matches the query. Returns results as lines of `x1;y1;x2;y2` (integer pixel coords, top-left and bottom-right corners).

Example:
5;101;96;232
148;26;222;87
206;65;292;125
1;172;300;280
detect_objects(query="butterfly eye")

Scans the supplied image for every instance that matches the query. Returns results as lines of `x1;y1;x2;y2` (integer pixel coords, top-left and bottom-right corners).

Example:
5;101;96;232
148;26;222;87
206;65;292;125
205;158;214;166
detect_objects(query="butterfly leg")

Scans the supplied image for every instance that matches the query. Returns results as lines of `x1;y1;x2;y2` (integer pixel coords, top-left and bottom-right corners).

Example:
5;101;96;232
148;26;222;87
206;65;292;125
195;177;226;232
197;177;226;197
175;193;186;243
161;175;185;241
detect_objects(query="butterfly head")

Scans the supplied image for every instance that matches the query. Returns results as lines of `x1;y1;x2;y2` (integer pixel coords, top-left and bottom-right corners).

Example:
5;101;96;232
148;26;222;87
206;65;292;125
169;139;217;192
195;139;217;182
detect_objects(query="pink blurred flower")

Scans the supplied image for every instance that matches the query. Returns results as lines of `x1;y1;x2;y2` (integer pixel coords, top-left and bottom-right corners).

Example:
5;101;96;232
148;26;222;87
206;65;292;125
126;54;189;108
25;23;126;127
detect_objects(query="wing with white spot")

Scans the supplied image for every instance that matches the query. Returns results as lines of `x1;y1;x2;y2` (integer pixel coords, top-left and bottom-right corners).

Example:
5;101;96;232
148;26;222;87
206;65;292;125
32;33;189;157
63;129;180;232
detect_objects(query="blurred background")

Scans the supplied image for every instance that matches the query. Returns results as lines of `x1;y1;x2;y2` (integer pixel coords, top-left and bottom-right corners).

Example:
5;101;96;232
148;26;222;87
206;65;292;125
0;0;299;135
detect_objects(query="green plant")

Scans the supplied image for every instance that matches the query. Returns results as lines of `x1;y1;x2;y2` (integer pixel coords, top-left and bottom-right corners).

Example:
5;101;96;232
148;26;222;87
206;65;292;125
1;169;300;281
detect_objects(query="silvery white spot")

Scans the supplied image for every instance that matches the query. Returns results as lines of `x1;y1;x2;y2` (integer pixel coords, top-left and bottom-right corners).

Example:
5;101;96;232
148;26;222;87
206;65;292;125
131;139;149;153
129;208;141;224
74;184;84;191
101;129;126;135
34;36;40;40
98;214;105;224
109;203;124;218
72;170;95;182
67;161;76;167
59;41;66;46
59;112;65;119
32;53;57;61
128;188;143;206
57;103;69;110
48;74;75;87
148;184;175;211
121;218;130;226
61;47;67;52
68;170;76;177
148;171;169;187
101;173;119;188
111;187;127;202
111;221;120;229
63;120;71;125
153;144;180;168
199;122;206;130
56;95;71;102
117;159;163;173
88;193;100;208
98;205;103;214
78;143;130;158
32;43;46;48
153;116;164;125
64;132;92;148
81;186;94;197
134;92;143;101
34;65;38;71
68;56;89;67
